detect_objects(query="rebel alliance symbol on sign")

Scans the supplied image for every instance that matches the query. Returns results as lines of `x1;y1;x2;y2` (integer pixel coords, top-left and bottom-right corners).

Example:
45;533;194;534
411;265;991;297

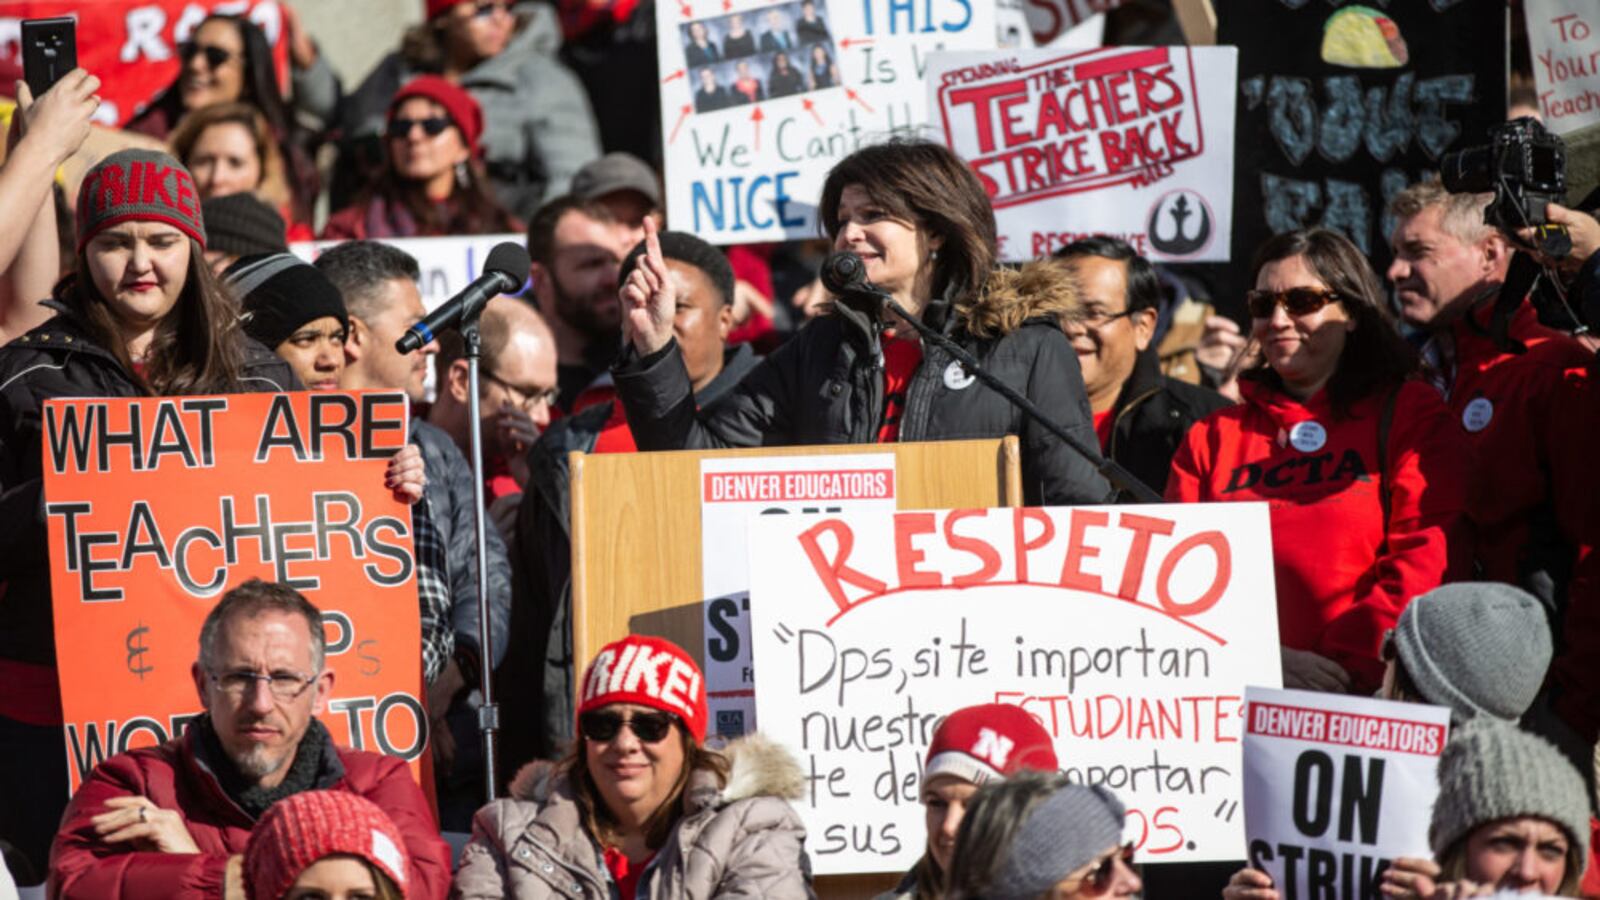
1147;190;1213;257
971;727;1015;769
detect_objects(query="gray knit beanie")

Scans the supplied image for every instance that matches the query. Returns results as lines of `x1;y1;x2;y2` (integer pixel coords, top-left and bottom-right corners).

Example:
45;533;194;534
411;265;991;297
986;784;1125;900
1428;718;1589;865
1392;582;1552;722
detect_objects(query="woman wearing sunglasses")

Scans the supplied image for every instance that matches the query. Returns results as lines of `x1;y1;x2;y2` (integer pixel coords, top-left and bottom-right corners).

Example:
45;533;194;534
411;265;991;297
1167;228;1469;695
322;76;519;240
945;772;1141;899
454;635;813;899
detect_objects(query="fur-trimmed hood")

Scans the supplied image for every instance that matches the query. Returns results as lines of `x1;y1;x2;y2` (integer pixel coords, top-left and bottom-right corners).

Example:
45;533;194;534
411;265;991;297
957;260;1084;339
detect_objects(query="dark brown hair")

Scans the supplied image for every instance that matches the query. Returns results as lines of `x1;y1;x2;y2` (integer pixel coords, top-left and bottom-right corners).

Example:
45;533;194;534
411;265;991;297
818;139;997;308
525;195;618;268
1243;228;1418;417
560;715;730;851
55;236;246;394
168;102;290;210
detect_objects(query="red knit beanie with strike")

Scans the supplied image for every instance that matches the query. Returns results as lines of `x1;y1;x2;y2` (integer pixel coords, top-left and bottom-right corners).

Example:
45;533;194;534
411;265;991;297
578;635;708;742
243;790;410;900
389;75;484;159
76;148;206;253
923;703;1059;790
424;0;457;19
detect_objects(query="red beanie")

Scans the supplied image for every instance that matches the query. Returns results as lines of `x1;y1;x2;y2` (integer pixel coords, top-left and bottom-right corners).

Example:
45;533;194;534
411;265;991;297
389;75;483;159
923;703;1059;790
579;635;708;742
243;791;409;900
76;148;206;252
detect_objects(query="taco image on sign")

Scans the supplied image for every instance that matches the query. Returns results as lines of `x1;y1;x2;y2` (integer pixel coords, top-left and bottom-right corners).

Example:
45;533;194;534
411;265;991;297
1321;5;1408;68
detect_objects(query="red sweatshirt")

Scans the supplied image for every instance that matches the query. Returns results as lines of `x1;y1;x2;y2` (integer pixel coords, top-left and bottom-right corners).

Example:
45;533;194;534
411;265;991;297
1167;379;1471;691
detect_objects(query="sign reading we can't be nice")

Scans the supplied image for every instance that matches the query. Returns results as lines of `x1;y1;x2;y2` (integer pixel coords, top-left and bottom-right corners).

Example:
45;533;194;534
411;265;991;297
42;392;426;793
748;503;1282;874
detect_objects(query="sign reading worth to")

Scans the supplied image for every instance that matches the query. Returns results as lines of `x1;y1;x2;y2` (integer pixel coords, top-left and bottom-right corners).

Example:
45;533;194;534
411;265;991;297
1526;0;1600;134
700;454;897;738
1243;687;1450;897
657;0;996;244
748;503;1282;874
43;392;426;793
929;46;1238;262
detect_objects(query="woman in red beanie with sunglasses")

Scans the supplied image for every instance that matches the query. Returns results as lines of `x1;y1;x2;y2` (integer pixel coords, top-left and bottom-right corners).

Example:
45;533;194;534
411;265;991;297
454;634;814;899
1167;228;1469;696
322;75;519;240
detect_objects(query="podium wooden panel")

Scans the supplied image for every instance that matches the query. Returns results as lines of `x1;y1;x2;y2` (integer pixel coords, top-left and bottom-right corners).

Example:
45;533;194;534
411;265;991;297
568;437;1022;899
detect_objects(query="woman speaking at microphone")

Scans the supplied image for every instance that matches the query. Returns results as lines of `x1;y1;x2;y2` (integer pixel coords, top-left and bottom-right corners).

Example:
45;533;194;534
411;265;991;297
614;139;1113;505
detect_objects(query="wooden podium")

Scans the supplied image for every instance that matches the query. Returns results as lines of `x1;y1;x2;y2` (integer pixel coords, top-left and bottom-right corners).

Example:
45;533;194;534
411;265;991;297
568;437;1023;898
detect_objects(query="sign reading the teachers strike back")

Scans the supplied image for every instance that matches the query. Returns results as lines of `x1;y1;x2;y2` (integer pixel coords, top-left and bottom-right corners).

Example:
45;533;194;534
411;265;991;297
657;0;995;245
928;46;1238;262
43;392;426;793
747;503;1282;874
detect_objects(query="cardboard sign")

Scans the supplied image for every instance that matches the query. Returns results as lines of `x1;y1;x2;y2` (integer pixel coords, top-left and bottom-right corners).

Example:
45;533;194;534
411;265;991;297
43;392;425;793
657;0;996;245
747;503;1282;874
929;46;1238;261
699;454;897;738
1526;0;1600;134
0;0;289;127
1218;0;1504;289
1243;686;1450;897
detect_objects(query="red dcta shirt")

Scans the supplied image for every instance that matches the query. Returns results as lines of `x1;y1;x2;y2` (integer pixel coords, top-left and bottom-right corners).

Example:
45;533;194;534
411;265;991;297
876;337;923;443
1166;379;1472;692
603;845;655;899
1092;409;1114;451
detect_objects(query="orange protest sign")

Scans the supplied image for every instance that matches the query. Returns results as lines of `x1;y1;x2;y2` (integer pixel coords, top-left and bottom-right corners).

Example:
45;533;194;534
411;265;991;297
42;391;426;794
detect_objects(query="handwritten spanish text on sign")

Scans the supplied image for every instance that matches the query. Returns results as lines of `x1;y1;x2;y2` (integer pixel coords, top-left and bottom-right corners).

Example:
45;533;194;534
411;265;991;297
1243;686;1450;899
748;503;1282;874
929;46;1237;261
1526;0;1600;134
43;392;426;794
700;454;897;739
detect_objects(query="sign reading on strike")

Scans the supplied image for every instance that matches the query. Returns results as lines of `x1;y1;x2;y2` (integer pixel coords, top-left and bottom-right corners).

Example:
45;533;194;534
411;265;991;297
1242;686;1450;898
1526;0;1600;134
699;454;897;739
929;45;1238;261
42;392;426;793
747;503;1282;874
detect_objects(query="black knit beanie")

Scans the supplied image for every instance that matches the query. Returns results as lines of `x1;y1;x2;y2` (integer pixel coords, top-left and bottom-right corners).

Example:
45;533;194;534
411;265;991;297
225;253;349;349
202;194;288;258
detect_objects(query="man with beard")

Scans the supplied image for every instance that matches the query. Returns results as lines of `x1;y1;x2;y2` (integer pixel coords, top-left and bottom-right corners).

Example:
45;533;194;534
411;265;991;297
49;580;451;899
525;195;636;410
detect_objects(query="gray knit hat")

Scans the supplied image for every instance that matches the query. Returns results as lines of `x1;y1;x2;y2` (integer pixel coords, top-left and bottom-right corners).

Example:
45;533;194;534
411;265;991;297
1393;583;1552;722
986;784;1125;900
1428;718;1589;865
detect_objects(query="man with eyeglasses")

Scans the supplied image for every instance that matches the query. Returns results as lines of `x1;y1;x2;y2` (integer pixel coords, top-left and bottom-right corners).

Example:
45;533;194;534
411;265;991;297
1053;237;1229;496
50;579;451;899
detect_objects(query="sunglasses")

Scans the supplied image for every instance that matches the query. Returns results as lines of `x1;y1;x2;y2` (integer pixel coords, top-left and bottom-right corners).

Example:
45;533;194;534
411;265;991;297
579;709;677;744
178;42;236;69
472;0;511;17
1076;842;1136;895
1245;287;1341;319
387;116;454;139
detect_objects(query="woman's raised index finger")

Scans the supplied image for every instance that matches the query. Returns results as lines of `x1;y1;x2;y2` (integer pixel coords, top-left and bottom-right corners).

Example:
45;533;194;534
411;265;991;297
644;215;664;266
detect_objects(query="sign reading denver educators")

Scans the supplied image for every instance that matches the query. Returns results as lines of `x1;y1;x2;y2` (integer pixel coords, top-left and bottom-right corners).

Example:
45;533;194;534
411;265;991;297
747;503;1281;874
42;392;425;793
1243;687;1449;898
928;46;1238;261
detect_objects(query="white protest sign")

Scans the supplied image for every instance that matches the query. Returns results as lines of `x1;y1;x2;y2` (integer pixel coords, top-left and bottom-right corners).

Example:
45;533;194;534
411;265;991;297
1024;0;1126;47
1243;686;1450;897
1525;0;1600;134
701;454;897;738
657;0;996;244
748;503;1282;874
292;234;525;311
927;46;1238;262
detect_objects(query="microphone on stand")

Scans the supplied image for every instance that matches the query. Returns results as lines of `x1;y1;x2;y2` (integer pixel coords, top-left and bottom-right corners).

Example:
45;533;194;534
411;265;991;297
820;250;889;318
395;242;530;354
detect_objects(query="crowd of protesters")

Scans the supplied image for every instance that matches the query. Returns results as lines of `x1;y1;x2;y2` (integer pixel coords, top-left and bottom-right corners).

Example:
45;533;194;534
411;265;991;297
0;0;1598;898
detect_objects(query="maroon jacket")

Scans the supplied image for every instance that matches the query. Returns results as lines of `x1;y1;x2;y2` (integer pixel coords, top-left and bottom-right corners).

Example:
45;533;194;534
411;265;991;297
49;726;450;899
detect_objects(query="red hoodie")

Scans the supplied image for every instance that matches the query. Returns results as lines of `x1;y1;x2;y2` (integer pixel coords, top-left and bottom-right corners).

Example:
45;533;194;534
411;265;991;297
1167;379;1471;691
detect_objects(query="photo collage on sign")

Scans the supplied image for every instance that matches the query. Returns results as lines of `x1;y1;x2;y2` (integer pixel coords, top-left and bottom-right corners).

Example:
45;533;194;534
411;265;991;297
682;0;839;113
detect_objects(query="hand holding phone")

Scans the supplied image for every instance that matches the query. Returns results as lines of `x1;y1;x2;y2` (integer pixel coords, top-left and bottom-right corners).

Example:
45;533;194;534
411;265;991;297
21;17;77;100
12;68;100;161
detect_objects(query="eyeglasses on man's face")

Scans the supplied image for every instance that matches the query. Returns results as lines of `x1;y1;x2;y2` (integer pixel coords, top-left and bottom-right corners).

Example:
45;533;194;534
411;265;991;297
207;668;318;701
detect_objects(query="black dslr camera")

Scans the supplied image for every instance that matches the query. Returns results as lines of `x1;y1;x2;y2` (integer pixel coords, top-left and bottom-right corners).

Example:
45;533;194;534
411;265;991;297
1440;116;1568;252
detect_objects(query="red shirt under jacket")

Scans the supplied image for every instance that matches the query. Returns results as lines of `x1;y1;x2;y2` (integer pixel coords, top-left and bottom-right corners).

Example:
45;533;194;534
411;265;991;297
1167;379;1471;691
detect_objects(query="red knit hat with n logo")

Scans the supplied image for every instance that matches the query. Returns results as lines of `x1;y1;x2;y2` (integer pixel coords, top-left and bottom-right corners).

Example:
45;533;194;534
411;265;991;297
76;148;206;252
923;703;1059;791
578;635;709;742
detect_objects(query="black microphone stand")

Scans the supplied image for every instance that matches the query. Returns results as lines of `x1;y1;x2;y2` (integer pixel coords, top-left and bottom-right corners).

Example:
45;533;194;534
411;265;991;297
849;287;1163;503
457;304;501;801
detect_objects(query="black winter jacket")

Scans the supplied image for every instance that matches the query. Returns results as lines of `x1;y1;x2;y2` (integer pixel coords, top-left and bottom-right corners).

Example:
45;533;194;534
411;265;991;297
0;308;297;670
614;303;1115;505
1105;347;1232;496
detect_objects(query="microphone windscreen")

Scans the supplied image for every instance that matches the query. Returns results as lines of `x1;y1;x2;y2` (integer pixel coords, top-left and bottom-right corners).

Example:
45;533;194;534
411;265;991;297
485;242;532;280
820;251;867;295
